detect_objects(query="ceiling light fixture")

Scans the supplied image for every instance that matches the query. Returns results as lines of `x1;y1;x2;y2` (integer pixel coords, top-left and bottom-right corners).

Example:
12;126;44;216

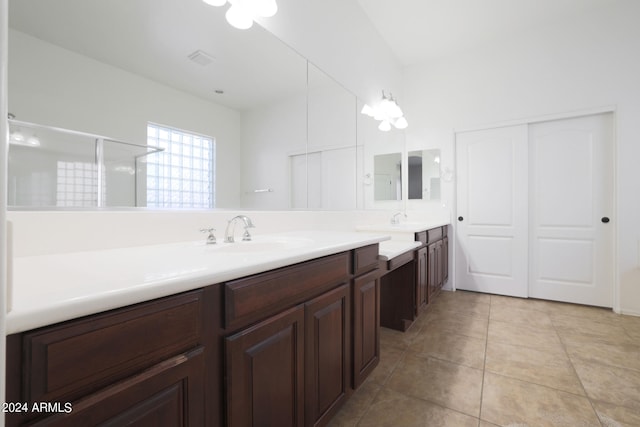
203;0;278;30
361;91;408;131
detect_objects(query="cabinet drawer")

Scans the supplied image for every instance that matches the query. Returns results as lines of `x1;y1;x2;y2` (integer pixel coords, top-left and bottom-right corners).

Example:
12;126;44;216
28;347;205;427
353;244;379;276
442;225;448;237
22;290;204;404
415;231;427;245
225;252;350;330
427;227;443;243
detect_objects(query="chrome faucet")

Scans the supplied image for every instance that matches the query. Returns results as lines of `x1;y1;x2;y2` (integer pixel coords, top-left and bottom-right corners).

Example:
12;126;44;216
390;212;406;225
200;228;217;245
224;215;255;243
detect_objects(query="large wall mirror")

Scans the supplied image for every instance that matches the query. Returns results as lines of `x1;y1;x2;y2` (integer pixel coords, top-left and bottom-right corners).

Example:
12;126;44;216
7;0;357;210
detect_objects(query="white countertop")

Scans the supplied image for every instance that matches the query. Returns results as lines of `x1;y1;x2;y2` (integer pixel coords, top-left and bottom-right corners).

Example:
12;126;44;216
378;240;422;261
7;230;389;334
356;221;449;241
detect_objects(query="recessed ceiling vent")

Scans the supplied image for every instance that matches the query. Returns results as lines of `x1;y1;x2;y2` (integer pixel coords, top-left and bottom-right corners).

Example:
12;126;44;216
187;50;216;66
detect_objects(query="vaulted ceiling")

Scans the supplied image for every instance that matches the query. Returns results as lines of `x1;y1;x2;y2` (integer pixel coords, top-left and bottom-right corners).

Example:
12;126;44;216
355;0;620;66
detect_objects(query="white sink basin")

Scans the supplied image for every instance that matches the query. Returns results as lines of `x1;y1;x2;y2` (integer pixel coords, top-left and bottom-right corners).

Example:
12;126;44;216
213;236;315;253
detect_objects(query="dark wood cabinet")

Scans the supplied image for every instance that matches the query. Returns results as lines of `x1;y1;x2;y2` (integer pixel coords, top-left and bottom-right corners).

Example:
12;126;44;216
380;256;415;332
427;228;449;300
27;347;205;427
416;246;428;314
5;289;215;427
6;246;381;427
380;225;449;333
352;269;380;388
304;284;351;427
225;305;305;427
443;236;449;284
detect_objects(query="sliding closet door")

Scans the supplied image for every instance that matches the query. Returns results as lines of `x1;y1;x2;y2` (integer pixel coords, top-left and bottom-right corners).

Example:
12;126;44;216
456;125;529;297
529;113;614;307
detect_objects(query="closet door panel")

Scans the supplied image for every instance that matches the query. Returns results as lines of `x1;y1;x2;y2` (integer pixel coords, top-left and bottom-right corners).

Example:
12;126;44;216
455;125;528;297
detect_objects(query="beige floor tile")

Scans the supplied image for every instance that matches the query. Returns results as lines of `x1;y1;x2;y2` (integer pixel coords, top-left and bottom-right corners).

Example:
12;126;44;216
545;302;623;326
327;380;381;427
485;341;584;395
380;326;421;351
562;333;640;372
478;422;500;427
421;310;489;341
386;354;483;417
438;289;492;305
356;388;479;427
572;360;640;412
490;294;555;313
367;346;406;385
552;314;633;345
592;400;640;427
620;315;640;341
408;328;486;369
430;297;491;318
481;372;600;427
489;303;554;328
488;319;564;353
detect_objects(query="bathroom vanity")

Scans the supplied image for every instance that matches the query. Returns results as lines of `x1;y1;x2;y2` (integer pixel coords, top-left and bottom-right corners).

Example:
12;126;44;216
373;224;450;331
4;232;385;427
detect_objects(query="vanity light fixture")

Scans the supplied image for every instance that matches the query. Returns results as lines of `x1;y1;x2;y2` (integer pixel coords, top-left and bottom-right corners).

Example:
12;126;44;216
203;0;278;30
361;91;408;131
8;113;41;147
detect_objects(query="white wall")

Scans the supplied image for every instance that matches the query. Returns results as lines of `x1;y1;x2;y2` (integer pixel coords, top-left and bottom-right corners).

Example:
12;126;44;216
240;92;307;209
9;30;243;208
403;1;640;314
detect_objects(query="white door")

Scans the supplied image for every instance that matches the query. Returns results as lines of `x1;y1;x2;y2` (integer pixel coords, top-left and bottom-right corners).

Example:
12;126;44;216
456;125;529;297
529;113;613;307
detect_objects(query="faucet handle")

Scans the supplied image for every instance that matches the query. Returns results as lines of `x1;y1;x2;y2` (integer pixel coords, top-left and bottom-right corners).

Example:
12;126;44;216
200;228;217;245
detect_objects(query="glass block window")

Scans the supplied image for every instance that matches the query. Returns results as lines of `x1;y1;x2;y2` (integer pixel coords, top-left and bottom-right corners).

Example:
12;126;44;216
145;123;215;208
56;161;102;207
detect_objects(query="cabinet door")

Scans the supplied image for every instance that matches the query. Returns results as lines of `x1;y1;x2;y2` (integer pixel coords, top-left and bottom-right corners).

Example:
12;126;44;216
442;236;449;285
305;285;351;427
352;270;380;388
427;242;438;299
225;305;305;427
415;247;428;313
29;347;205;427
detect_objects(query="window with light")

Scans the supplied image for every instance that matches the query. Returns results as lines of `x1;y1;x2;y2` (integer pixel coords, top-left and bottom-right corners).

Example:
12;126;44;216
145;123;215;208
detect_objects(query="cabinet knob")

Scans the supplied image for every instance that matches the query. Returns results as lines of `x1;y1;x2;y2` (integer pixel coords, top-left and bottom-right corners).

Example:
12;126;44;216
458;216;464;222
601;217;610;223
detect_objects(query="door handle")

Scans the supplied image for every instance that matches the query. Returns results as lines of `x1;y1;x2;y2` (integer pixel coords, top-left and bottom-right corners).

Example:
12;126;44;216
458;216;464;222
601;217;610;223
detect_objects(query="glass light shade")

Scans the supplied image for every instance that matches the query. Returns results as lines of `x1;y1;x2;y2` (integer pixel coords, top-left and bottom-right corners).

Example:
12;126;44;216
394;116;408;129
226;4;254;29
378;120;391;132
203;0;226;6
388;102;403;118
373;107;386;121
360;104;374;117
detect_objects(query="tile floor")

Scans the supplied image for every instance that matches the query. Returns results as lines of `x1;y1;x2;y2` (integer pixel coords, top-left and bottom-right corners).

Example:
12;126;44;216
329;290;640;427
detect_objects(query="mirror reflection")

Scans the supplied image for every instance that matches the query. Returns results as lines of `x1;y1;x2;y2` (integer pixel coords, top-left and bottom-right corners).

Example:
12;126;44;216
7;0;357;210
374;153;402;201
408;149;441;201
